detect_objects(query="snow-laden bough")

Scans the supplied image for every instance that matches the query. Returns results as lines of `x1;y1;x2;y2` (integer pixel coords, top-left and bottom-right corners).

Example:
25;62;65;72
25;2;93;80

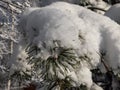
18;2;120;90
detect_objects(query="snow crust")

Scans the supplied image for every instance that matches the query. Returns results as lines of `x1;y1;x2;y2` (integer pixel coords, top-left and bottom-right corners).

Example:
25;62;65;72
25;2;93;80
18;1;120;89
105;3;120;24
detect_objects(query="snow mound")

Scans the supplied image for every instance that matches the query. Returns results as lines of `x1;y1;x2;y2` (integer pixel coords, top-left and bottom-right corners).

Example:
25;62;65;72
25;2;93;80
105;4;120;24
18;1;120;89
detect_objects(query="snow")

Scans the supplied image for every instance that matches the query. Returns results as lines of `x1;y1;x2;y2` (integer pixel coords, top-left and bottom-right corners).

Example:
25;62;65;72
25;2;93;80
40;0;110;7
105;3;120;24
90;83;103;90
18;1;120;89
40;0;80;6
67;71;80;86
78;8;120;73
88;0;110;9
19;2;101;69
76;66;93;88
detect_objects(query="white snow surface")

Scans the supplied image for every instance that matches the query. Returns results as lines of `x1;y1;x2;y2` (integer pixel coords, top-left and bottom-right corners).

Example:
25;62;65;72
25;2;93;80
18;1;120;89
105;3;120;24
76;66;93;88
40;0;80;6
90;83;103;90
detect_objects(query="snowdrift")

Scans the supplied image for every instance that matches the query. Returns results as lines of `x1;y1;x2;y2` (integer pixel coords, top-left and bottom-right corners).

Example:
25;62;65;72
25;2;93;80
18;2;120;90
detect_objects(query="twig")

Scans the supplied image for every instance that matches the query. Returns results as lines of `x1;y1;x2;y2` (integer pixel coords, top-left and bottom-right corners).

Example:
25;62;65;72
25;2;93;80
87;6;106;12
10;7;14;54
7;79;11;90
100;52;111;72
0;0;22;9
0;4;19;14
101;56;111;72
7;6;15;90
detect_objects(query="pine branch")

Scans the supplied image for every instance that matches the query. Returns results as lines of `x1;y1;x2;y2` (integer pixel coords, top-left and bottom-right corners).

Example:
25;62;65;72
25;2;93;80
26;41;82;89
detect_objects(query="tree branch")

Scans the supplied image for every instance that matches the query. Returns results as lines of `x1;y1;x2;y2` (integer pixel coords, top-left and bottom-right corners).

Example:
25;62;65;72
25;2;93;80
88;6;106;12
